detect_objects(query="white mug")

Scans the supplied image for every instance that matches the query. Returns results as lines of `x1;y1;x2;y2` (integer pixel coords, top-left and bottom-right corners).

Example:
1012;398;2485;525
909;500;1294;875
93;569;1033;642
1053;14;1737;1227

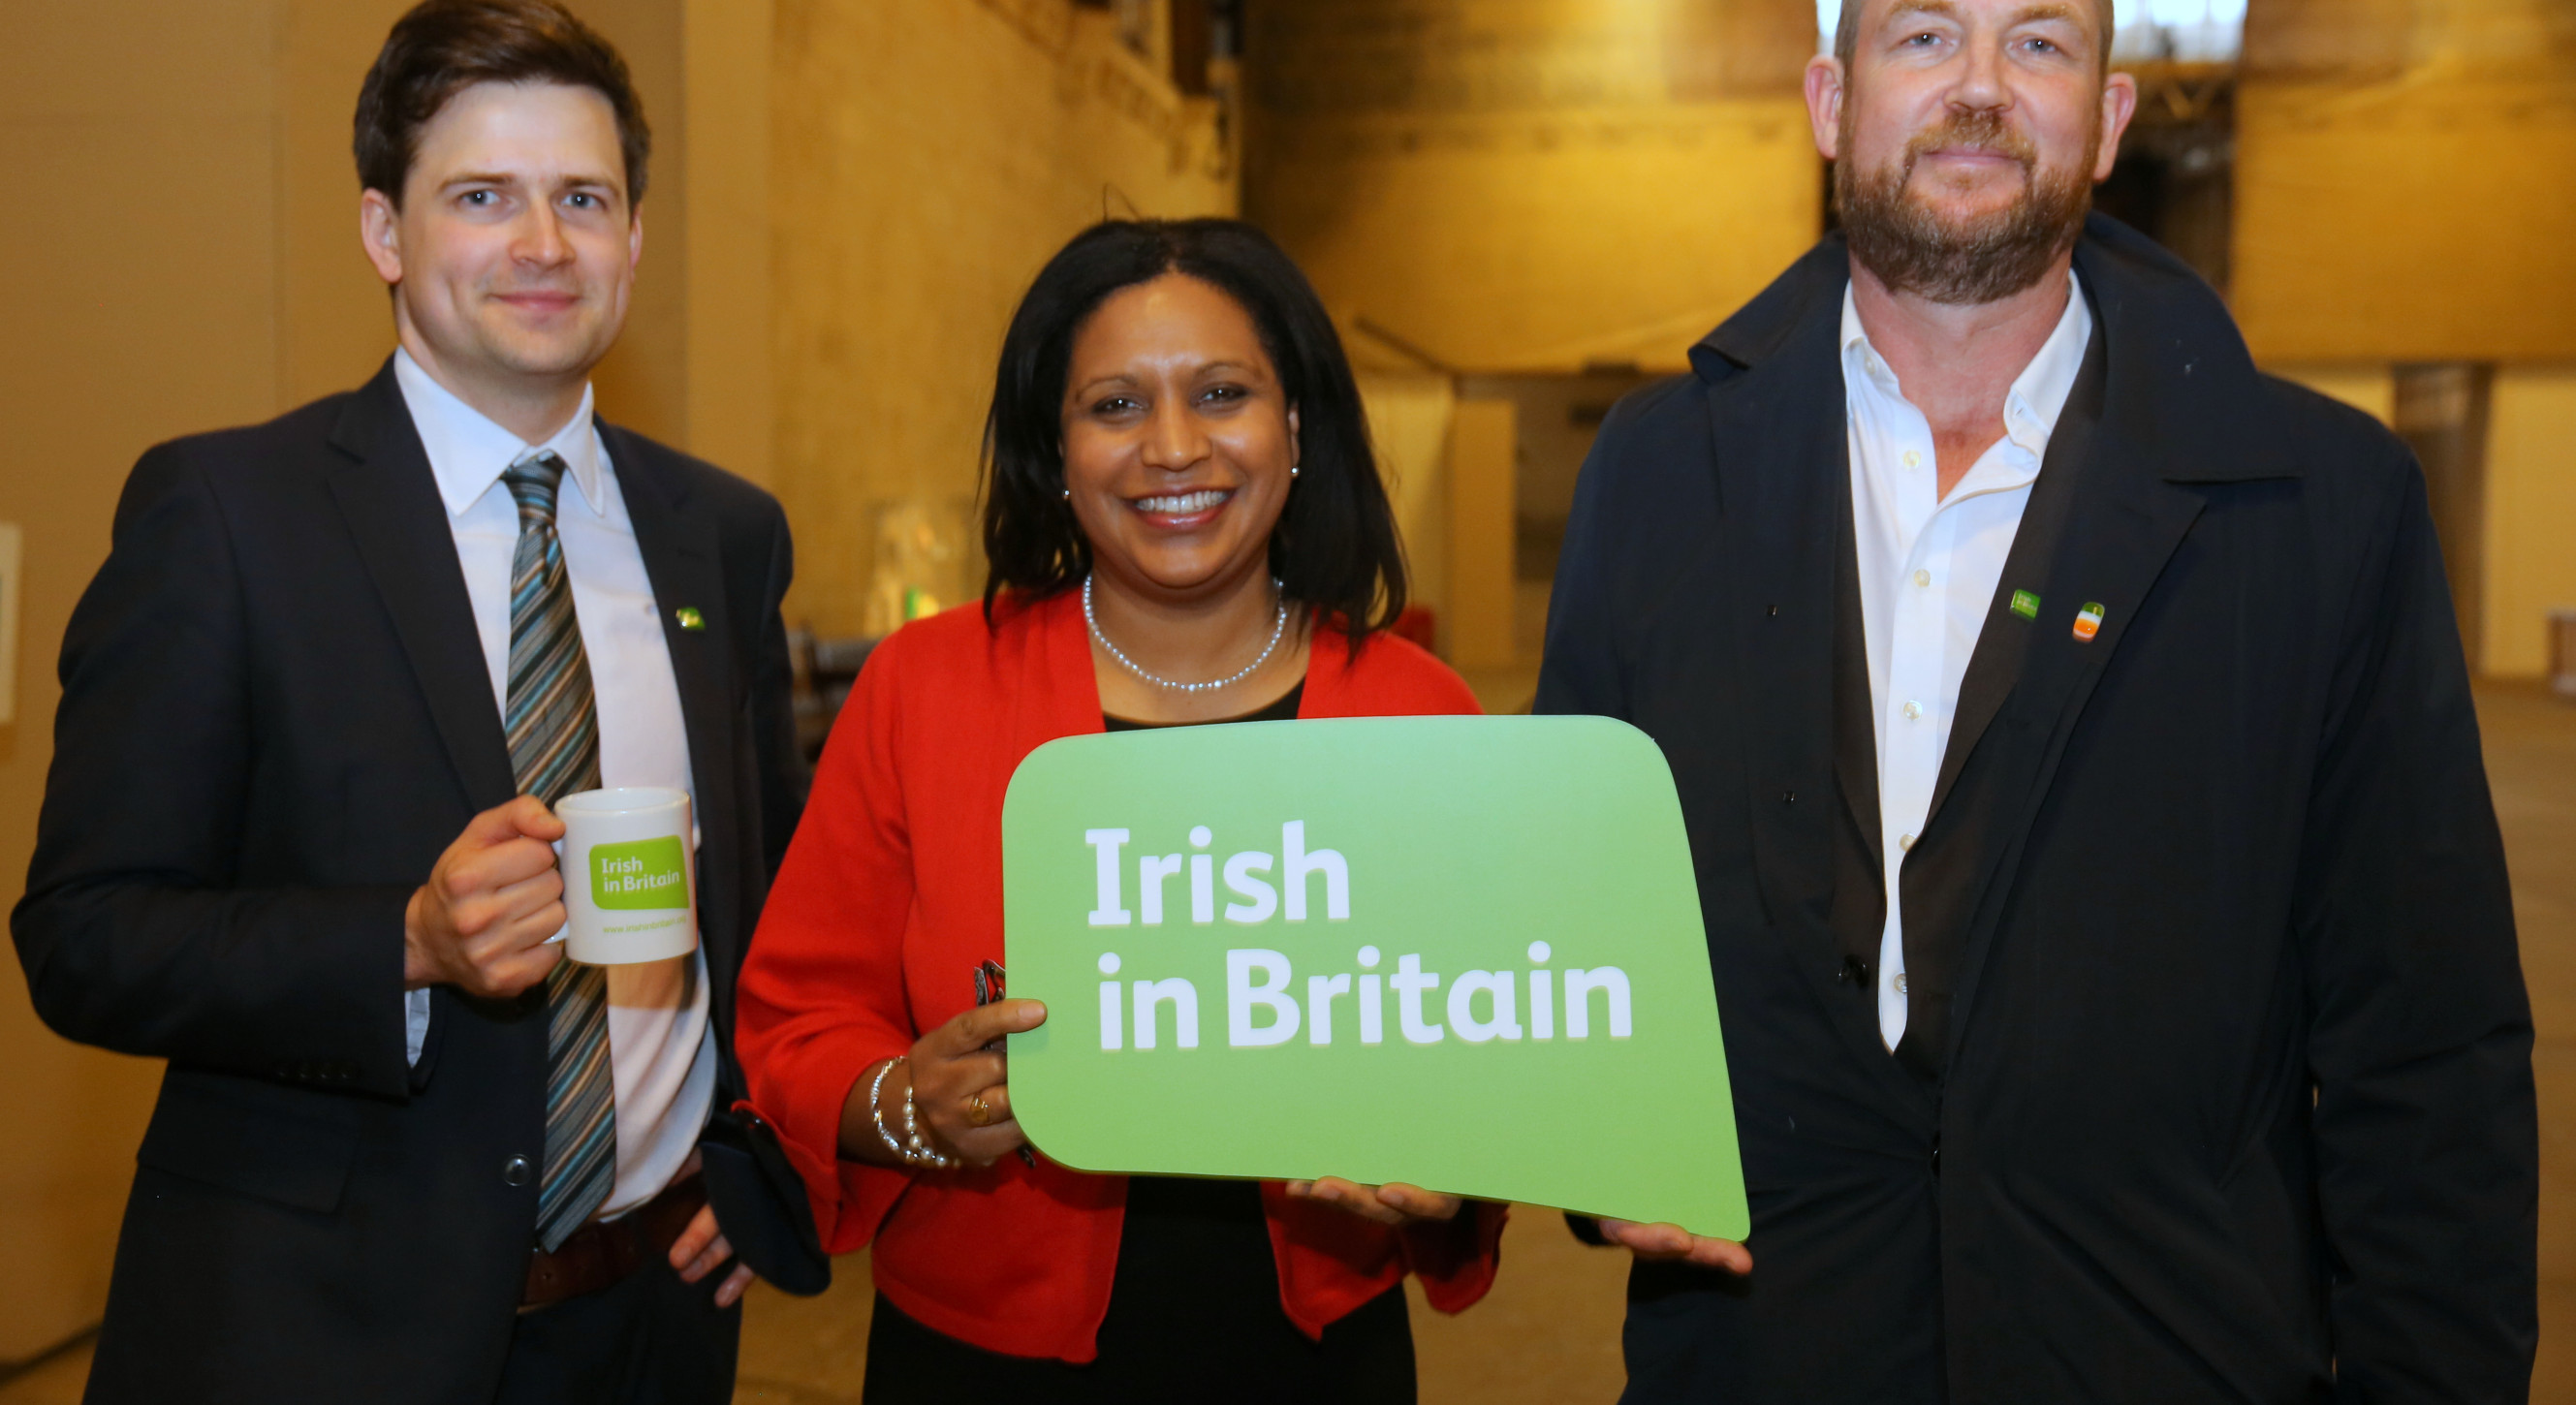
555;787;699;965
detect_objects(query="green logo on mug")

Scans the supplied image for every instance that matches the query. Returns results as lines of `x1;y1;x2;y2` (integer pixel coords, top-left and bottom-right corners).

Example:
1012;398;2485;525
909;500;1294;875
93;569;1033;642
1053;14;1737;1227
592;836;688;910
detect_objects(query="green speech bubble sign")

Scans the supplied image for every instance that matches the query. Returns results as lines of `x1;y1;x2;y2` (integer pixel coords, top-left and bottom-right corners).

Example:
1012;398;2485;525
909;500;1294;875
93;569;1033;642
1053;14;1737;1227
1004;714;1746;1239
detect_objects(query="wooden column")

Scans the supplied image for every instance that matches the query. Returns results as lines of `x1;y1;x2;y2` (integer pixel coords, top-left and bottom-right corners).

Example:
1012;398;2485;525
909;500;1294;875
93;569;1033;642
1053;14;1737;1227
1445;398;1519;669
2395;362;2496;673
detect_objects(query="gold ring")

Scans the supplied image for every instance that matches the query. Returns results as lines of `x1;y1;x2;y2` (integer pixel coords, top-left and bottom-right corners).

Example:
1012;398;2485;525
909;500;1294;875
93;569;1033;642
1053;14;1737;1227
965;1092;994;1128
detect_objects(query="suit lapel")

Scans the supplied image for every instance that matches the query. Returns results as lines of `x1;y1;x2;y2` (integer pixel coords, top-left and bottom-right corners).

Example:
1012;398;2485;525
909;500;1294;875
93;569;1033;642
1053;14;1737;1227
1926;321;2109;821
1934;398;2208;1069
1832;475;1883;877
1705;288;1932;1114
1709;312;1848;945
607;428;743;980
328;364;518;811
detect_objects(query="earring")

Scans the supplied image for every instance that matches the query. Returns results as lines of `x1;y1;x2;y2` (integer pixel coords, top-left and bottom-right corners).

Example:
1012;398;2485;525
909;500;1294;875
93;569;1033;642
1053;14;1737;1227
1290;464;1301;479
1061;485;1071;500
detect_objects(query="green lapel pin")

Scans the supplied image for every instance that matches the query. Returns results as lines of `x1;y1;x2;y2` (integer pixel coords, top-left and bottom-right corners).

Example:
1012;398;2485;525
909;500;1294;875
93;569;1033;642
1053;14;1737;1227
675;607;706;632
2009;589;2041;620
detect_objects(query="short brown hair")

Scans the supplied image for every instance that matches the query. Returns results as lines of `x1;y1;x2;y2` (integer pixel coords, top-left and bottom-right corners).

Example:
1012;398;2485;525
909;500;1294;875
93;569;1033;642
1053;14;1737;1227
354;0;650;205
1834;0;2114;76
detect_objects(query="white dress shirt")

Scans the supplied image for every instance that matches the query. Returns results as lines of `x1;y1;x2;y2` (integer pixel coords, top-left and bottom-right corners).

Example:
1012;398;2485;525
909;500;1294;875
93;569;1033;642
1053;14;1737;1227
394;348;715;1220
1843;272;2091;1051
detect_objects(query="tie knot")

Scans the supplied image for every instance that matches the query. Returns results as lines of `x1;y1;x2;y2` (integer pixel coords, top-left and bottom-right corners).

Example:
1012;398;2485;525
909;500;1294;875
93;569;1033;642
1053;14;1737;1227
503;452;570;522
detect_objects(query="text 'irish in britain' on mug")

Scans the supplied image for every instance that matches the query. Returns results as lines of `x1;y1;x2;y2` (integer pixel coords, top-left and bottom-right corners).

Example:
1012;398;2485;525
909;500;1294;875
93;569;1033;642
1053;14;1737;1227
556;787;698;964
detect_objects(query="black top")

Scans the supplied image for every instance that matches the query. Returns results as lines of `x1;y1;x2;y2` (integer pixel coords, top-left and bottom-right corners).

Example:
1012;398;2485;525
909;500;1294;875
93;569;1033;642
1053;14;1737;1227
1102;681;1305;732
864;678;1417;1403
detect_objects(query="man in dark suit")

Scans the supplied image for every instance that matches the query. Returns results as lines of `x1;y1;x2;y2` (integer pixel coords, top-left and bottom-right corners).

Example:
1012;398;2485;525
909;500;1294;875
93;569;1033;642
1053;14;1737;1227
1541;0;2536;1399
13;3;815;1401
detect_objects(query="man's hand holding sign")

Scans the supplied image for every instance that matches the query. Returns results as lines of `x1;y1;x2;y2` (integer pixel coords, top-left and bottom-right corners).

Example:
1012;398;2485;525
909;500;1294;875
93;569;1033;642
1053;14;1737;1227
999;714;1749;1246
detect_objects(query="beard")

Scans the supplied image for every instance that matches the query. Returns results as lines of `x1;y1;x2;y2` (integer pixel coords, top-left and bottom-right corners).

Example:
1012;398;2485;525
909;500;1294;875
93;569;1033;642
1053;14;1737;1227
1834;106;2098;306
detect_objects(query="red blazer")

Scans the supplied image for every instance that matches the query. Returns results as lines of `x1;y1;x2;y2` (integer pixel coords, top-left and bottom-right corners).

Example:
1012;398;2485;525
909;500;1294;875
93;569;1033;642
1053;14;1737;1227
736;588;1506;1362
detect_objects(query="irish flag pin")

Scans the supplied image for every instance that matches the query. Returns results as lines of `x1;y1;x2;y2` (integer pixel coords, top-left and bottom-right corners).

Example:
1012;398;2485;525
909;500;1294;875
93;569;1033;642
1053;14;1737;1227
2072;602;2106;642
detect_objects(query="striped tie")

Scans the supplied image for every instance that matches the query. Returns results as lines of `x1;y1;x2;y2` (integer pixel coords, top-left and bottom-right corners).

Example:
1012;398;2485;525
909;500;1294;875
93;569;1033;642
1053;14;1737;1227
503;451;618;1252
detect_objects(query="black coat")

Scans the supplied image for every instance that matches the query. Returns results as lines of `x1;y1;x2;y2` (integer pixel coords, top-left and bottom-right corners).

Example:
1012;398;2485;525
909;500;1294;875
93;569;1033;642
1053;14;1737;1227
14;361;811;1404
1537;218;2536;1404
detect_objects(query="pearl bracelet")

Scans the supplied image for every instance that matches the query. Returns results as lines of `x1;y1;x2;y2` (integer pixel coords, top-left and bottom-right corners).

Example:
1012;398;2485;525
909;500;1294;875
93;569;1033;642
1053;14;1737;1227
867;1056;957;1171
900;1078;955;1169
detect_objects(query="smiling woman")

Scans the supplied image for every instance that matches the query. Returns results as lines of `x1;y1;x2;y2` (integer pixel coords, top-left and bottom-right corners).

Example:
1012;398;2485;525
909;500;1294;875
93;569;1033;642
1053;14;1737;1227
734;219;1506;1399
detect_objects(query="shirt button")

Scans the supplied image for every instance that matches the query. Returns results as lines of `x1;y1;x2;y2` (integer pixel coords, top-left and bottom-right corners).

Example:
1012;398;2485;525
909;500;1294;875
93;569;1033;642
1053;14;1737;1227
1903;701;1924;720
502;1155;534;1188
1895;973;1910;995
1913;569;1931;587
1900;832;1917;851
1903;450;1921;469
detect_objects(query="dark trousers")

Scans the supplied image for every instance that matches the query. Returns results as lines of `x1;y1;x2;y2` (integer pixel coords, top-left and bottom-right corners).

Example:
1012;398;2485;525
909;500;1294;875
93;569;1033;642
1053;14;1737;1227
862;1288;1415;1405
491;1260;741;1405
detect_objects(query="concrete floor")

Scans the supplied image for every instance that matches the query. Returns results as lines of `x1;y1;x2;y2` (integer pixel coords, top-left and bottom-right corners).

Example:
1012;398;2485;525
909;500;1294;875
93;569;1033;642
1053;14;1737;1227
5;681;2570;1403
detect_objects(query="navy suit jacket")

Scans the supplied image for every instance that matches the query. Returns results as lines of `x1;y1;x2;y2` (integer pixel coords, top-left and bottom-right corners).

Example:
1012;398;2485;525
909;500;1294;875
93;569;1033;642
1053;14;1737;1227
16;360;809;1404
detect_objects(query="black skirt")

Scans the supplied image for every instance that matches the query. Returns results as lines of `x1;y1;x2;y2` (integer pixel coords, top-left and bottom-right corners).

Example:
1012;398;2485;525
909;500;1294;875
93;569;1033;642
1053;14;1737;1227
861;1175;1415;1404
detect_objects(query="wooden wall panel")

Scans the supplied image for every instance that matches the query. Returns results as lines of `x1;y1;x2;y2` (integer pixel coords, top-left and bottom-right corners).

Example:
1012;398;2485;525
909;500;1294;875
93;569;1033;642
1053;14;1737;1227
2233;0;2576;363
770;0;1235;634
2242;0;2418;81
0;0;289;1363
1244;0;1822;376
1445;400;1519;669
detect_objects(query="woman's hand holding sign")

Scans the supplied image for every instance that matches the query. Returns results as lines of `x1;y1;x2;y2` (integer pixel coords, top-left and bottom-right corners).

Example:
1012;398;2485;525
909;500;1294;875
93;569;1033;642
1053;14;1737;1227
839;999;1048;1169
841;1000;1467;1232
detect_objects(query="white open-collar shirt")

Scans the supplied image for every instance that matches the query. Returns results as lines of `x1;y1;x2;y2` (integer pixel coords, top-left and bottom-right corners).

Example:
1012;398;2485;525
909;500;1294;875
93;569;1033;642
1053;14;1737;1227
1842;271;2091;1052
394;348;714;1220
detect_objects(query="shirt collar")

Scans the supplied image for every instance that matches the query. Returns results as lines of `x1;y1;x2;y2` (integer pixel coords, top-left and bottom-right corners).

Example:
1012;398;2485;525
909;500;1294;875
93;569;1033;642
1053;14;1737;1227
392;347;606;520
1839;268;2094;455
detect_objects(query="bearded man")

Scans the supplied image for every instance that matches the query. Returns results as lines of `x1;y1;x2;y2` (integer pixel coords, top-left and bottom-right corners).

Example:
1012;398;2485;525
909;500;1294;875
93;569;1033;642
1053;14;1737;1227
1537;0;2538;1399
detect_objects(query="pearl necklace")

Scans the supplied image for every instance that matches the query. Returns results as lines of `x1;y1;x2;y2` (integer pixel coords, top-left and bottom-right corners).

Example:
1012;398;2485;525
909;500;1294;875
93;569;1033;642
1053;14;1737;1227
1084;574;1289;694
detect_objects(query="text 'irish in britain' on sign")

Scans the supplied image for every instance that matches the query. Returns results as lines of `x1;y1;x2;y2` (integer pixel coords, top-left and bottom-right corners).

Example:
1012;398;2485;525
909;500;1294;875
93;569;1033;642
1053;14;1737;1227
1001;715;1748;1238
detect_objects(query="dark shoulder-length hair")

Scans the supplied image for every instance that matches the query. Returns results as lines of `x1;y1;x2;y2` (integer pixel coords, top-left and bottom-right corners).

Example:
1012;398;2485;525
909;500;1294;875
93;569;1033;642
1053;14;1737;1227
980;218;1407;644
